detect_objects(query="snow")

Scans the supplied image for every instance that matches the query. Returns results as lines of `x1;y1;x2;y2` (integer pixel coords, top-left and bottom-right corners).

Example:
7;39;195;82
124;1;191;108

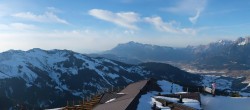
151;97;171;110
238;40;247;45
74;54;112;85
138;92;203;110
202;75;232;90
105;98;116;103
103;59;118;66
72;91;82;96
126;66;150;76
137;80;184;110
241;83;250;91
0;71;10;78
137;91;158;110
157;80;183;93
107;73;120;79
138;80;250;110
239;92;250;97
122;76;133;83
201;94;250;110
68;67;78;75
154;96;202;109
117;93;125;94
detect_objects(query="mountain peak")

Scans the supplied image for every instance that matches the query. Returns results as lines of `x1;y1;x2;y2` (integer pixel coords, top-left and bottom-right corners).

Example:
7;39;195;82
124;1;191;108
122;41;146;47
28;48;45;52
208;39;233;46
236;37;250;46
127;41;138;44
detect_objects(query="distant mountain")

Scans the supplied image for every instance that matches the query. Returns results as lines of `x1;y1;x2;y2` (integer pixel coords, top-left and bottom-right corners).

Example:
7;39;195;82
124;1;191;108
191;37;250;70
101;37;250;70
0;49;203;109
103;41;194;63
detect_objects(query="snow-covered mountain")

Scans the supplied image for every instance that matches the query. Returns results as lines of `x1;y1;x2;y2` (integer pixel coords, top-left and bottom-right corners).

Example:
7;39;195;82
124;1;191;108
192;37;250;70
101;41;194;63
100;37;250;70
0;48;203;109
0;48;249;109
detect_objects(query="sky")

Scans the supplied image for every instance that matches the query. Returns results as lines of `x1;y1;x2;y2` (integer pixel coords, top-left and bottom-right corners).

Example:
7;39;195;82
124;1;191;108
0;0;250;53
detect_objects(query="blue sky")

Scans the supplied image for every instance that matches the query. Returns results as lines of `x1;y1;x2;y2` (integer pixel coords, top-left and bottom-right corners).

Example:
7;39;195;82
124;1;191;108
0;0;250;53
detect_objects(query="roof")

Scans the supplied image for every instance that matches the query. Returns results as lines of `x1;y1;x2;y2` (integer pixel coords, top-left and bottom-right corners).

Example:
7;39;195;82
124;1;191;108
93;80;149;110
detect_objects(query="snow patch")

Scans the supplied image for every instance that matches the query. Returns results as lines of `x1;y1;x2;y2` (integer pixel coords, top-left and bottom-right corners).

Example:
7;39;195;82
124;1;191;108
201;94;250;110
157;80;183;93
107;73;120;79
105;98;116;103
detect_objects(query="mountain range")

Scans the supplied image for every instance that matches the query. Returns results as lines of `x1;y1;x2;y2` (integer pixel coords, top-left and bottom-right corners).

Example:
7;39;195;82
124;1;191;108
94;37;250;70
1;37;250;109
0;48;205;109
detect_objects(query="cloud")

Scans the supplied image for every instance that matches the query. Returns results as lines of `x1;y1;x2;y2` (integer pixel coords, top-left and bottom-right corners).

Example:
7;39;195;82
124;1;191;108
12;11;69;24
189;9;201;24
164;0;207;24
0;23;37;31
9;23;37;30
144;16;196;35
88;9;140;30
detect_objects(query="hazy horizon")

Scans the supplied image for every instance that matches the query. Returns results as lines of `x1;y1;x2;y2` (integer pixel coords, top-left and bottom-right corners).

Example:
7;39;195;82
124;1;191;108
1;0;250;53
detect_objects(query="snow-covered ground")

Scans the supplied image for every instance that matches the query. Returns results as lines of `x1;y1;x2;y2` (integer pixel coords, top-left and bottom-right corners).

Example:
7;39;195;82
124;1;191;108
137;80;250;110
137;91;157;110
202;75;232;90
154;96;202;109
137;80;186;110
201;95;250;110
157;80;183;94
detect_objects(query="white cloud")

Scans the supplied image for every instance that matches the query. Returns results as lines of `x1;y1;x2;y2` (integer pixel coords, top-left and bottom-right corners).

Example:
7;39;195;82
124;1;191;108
12;11;69;24
88;9;140;30
145;16;196;35
164;0;207;24
189;9;201;24
10;23;37;30
0;23;37;31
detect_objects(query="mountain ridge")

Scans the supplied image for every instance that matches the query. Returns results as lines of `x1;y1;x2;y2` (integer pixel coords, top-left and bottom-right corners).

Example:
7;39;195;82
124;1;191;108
99;37;250;70
0;48;204;109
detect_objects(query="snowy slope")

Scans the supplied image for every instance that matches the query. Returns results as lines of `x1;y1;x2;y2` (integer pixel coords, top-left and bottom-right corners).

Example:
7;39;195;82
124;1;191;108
0;49;154;109
0;48;249;109
137;80;202;110
0;49;151;89
137;80;250;110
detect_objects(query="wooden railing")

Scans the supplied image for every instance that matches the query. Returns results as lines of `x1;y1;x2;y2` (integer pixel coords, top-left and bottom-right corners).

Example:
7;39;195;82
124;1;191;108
63;86;126;110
